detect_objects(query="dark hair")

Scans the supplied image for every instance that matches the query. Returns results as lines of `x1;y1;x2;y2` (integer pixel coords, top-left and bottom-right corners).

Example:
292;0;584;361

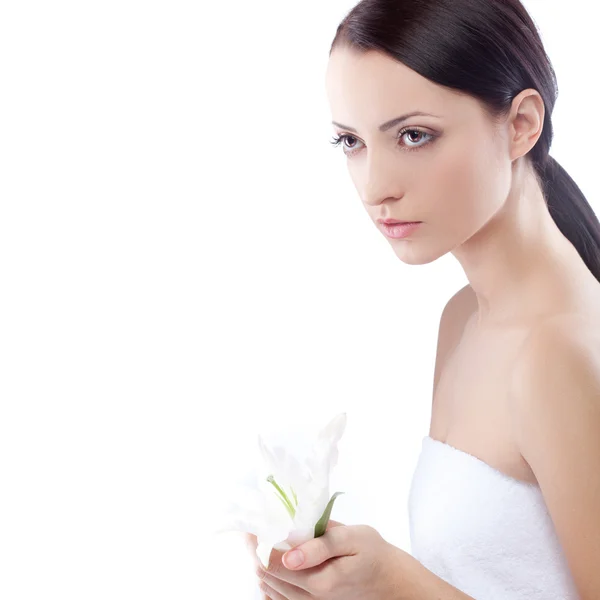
329;0;600;281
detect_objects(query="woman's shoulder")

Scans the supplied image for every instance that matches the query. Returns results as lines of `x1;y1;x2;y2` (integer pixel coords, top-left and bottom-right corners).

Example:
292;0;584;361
509;309;600;403
527;310;600;346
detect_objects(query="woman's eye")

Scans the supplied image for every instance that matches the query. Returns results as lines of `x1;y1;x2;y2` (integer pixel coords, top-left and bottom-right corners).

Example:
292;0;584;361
404;130;429;146
329;128;434;156
329;134;362;154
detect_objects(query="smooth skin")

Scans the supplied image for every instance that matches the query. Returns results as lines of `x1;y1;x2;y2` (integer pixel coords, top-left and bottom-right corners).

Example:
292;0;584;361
324;46;600;600
246;520;410;600
244;46;600;599
245;522;345;600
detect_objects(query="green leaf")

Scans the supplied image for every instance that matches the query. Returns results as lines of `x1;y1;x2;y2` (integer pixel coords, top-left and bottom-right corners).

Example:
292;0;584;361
314;491;345;538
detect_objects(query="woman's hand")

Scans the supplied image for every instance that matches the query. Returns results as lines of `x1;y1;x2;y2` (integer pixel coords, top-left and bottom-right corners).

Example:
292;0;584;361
248;521;418;600
244;521;345;599
245;530;275;600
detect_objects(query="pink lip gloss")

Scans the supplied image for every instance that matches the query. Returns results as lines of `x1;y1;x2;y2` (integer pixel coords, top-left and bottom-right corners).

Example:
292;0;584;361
380;222;422;239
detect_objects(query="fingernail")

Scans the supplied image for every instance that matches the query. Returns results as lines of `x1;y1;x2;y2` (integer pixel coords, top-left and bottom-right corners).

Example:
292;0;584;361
284;550;303;568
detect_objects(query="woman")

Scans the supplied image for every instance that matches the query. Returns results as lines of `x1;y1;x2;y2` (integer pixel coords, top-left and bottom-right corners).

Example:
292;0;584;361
250;1;600;598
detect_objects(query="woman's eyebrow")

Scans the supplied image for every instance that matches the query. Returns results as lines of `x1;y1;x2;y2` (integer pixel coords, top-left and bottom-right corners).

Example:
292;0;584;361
332;111;441;133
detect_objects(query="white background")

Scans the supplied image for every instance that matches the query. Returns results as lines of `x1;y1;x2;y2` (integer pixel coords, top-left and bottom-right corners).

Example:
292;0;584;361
0;1;597;598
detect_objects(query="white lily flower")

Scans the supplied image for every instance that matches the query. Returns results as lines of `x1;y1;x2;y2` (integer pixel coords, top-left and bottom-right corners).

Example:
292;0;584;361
214;412;347;568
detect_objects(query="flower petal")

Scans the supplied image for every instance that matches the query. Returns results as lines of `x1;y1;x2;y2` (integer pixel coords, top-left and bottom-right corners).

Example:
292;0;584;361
256;538;276;569
215;478;294;540
305;412;347;489
219;413;348;566
287;414;348;534
258;436;313;493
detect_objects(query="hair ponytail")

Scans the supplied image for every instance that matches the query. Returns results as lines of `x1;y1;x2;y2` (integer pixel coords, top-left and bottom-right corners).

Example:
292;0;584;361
537;156;600;280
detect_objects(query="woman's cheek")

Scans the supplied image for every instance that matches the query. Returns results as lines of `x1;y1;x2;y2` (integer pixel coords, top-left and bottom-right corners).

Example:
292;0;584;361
423;154;486;245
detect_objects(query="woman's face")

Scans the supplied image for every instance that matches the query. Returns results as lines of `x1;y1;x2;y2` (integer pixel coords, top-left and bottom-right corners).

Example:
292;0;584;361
325;46;513;265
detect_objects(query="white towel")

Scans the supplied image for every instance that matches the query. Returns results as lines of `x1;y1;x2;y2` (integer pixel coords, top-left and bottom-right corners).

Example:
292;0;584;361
407;435;581;600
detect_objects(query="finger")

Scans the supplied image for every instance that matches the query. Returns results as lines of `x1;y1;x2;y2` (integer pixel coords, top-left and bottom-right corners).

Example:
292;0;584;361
256;552;322;594
326;519;345;530
283;524;357;570
258;579;285;600
244;533;265;571
259;571;309;600
244;532;257;550
244;534;308;596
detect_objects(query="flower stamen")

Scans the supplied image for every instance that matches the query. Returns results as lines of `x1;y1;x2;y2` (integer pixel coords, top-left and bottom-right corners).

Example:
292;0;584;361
266;475;296;518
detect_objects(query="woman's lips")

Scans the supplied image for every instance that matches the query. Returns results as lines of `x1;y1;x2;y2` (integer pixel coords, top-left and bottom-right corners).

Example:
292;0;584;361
379;221;422;239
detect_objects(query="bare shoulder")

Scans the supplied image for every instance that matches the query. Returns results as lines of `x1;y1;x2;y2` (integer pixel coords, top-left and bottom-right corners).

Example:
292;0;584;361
506;313;600;598
439;283;477;341
508;312;600;428
432;284;477;397
512;312;600;375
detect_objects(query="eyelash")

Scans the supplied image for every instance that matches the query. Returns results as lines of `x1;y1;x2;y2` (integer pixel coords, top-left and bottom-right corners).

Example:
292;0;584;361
329;127;435;156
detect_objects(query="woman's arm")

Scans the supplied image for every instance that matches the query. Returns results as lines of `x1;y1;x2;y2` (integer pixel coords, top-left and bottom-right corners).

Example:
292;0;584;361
398;554;476;600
